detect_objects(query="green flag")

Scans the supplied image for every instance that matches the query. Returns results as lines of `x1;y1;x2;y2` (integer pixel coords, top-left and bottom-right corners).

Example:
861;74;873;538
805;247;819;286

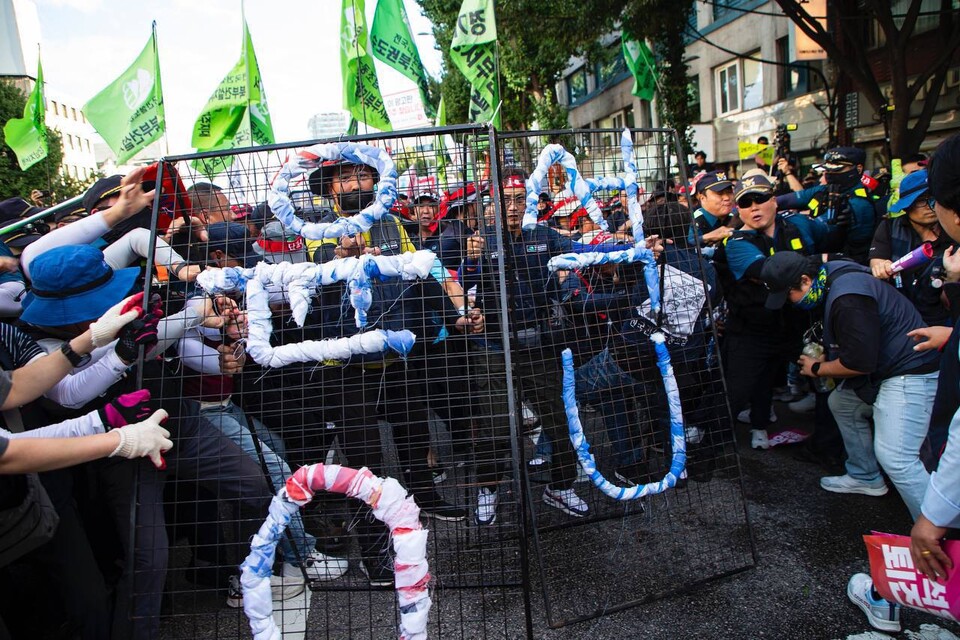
370;0;434;120
435;97;448;186
3;58;47;171
192;19;274;176
621;34;657;102
341;0;392;132
83;28;164;165
450;0;499;127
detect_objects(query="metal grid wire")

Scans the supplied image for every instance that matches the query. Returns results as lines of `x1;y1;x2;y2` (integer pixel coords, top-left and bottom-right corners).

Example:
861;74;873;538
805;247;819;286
492;128;756;628
125;124;755;638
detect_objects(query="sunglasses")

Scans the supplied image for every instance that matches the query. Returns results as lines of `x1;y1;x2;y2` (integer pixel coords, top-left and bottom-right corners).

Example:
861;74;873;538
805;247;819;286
736;193;773;208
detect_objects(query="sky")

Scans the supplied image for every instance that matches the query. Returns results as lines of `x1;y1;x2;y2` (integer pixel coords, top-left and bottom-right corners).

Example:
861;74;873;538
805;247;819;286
32;0;444;154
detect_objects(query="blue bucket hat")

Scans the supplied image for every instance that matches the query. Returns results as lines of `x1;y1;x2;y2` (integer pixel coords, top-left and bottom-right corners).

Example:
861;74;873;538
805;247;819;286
20;245;139;326
888;169;929;214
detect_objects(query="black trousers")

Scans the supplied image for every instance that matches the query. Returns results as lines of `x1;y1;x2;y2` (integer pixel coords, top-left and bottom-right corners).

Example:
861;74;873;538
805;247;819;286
722;332;785;430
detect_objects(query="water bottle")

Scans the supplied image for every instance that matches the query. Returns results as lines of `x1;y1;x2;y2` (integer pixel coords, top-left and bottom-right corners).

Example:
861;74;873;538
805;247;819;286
802;342;835;393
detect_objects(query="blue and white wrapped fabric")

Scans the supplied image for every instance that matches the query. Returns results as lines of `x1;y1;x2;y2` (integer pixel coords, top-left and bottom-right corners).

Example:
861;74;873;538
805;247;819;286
243;278;415;367
267;142;398;240
561;343;686;500
195;251;437;328
522;144;607;232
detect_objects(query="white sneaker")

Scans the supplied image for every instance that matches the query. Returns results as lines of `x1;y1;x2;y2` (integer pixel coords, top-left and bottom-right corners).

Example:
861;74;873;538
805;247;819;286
225;573;305;608
543;487;589;517
750;429;770;450
820;474;888;496
685;425;705;444
522;401;538;427
788;393;816;413
773;384;803;402
476;488;498;525
737;407;778;424
283;550;349;582
847;573;901;633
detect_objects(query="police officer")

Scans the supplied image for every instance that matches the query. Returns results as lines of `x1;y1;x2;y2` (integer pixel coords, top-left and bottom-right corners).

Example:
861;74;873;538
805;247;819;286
868;168;951;326
717;174;830;443
777;147;885;263
688;170;736;247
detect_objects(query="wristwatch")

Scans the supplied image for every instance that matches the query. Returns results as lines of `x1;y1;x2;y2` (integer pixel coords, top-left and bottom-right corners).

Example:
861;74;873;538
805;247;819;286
811;362;822;377
60;341;92;368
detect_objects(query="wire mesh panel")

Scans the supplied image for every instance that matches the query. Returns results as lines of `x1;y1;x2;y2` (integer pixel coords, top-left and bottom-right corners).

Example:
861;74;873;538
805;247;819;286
136;125;532;639
491;128;755;628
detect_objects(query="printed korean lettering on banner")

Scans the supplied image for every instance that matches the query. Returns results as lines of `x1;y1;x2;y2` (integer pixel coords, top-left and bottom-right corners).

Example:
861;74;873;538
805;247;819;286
84;28;165;164
621;33;656;102
738;141;775;167
191;19;274;176
370;0;435;119
864;532;960;620
450;0;500;127
3;57;47;171
341;0;392;132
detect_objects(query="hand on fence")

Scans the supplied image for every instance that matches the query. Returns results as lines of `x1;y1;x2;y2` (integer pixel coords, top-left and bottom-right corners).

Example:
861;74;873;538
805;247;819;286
91;293;144;348
108;409;171;470
114;306;161;363
100;389;155;430
218;343;246;375
103;167;155;223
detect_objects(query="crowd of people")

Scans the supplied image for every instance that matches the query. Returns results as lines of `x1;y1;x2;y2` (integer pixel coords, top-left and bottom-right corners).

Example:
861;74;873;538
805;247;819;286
0;129;958;639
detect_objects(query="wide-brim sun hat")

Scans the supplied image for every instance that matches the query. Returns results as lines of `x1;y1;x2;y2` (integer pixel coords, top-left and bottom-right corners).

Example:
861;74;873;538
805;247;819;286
20;244;140;326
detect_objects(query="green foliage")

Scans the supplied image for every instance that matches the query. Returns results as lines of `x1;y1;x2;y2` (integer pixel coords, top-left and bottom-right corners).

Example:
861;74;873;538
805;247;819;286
0;80;92;201
621;0;696;153
418;0;620;130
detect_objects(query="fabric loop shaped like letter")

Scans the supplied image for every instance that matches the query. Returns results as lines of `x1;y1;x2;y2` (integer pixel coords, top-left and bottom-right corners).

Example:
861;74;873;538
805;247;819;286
523;144;607;232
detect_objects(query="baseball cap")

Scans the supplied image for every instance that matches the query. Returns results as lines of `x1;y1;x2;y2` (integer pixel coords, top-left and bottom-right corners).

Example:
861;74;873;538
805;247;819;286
206;222;257;267
83;175;123;213
822;147;866;171
734;174;774;201
888;169;929;214
759;251;815;310
253;221;307;264
415;191;439;203
695;171;733;194
0;197;47;247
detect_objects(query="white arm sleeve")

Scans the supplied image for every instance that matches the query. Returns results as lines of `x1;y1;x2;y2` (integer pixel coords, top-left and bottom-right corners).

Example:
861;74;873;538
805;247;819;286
0;409;105;439
21;214;110;279
41;345;130;409
152;305;203;358
102;228;188;271
178;330;224;375
0;281;26;317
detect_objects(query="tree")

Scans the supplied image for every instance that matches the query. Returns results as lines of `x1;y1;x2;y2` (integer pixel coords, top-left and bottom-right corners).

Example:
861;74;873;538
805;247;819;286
774;0;960;159
0;80;92;202
417;0;621;130
621;0;697;153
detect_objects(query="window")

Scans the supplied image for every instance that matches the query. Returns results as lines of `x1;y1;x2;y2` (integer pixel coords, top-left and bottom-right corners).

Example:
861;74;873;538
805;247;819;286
624;105;636;129
713;0;746;21
715;61;740;115
742;52;763;110
867;0;941;48
596;47;627;89
776;37;824;99
50;100;57;114
66;134;74;149
566;67;589;104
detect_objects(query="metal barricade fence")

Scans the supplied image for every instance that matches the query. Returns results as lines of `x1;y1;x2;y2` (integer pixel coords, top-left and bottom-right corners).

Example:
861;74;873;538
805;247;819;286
127;124;753;638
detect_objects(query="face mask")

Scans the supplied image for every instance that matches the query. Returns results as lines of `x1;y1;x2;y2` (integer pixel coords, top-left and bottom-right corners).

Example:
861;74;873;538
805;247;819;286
825;170;860;190
337;189;375;215
794;267;827;311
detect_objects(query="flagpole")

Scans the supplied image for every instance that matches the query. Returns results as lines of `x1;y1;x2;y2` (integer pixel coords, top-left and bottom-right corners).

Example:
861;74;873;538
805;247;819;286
353;0;369;134
36;45;53;196
152;21;171;158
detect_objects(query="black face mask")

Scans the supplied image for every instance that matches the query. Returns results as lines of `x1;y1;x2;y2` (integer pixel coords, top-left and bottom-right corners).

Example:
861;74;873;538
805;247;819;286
825;170;860;190
336;190;376;215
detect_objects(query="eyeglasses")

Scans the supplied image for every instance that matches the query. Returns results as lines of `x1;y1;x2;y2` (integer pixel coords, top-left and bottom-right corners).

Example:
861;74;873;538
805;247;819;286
736;193;773;208
927;196;937;211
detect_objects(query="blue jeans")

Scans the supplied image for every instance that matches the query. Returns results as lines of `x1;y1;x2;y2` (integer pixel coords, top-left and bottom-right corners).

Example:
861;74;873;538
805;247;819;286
196;400;317;564
828;372;938;520
576;348;644;468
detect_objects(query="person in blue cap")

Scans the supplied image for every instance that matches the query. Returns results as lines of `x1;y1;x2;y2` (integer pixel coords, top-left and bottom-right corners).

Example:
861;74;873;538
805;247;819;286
687;170;737;247
868;168;951;326
777;147;886;263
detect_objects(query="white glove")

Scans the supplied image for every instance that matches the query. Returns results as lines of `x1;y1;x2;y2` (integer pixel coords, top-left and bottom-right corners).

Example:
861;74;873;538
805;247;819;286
109;409;172;469
91;293;143;347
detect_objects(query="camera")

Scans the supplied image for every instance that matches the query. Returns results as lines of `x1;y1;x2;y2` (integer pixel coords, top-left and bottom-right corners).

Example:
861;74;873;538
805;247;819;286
774;123;797;159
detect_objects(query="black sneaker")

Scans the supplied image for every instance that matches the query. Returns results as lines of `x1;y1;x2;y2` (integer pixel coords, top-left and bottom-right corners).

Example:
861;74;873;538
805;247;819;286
414;488;467;522
360;558;394;588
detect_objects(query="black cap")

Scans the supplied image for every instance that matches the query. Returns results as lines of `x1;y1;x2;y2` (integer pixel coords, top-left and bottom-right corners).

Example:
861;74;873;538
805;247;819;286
206;222;256;267
695;170;733;194
83;175;123;213
53;202;88;224
823;147;866;170
759;251;814;310
0;197;33;222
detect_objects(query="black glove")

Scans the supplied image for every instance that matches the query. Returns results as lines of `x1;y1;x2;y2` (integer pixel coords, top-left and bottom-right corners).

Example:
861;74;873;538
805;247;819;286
114;316;159;363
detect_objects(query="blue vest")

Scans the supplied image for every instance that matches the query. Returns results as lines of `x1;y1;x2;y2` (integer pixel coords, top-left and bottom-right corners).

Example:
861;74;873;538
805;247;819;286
822;262;938;380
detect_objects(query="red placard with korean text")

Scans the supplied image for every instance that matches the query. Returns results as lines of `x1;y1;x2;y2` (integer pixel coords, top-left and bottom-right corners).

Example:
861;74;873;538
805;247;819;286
864;532;959;621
